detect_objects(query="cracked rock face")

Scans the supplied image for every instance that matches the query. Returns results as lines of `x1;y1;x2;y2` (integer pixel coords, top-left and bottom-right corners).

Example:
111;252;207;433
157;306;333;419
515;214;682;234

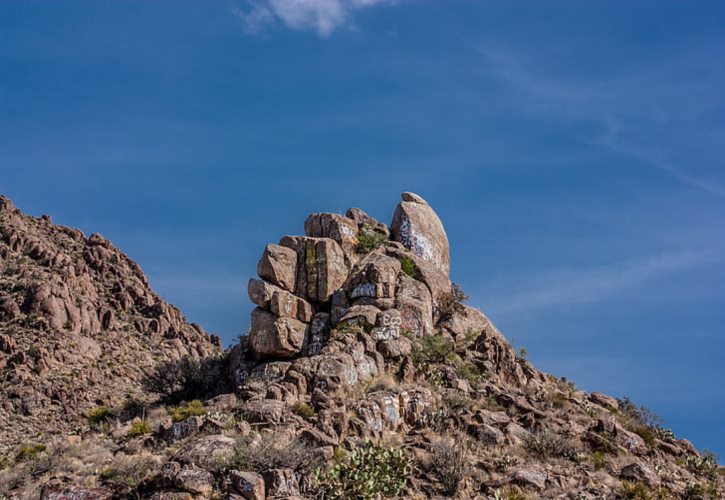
246;192;453;360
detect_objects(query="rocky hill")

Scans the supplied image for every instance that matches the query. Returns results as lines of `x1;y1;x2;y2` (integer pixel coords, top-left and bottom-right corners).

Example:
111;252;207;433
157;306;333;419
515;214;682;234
0;196;221;452
0;193;722;499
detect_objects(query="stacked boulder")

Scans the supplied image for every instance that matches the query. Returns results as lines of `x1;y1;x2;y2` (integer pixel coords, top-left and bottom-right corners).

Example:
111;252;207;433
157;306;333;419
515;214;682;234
227;191;540;456
245;192;453;362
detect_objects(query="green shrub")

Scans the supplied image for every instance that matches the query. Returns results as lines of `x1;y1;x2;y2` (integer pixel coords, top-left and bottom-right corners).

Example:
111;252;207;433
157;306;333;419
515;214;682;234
683;481;720;500
456;361;482;387
413;334;456;365
292;401;315;419
167;400;206;423
633;426;657;448
315;442;413;499
398;256;416;277
685;451;719;479
494;453;519;472
548;391;568;409
619;481;657;500
356;224;387;253
586;432;618;455
87;406;112;425
127;420;151;438
590;451;605;470
15;444;46;463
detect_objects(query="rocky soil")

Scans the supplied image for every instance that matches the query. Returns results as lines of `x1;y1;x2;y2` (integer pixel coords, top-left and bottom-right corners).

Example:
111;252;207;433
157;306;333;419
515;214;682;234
0;192;722;499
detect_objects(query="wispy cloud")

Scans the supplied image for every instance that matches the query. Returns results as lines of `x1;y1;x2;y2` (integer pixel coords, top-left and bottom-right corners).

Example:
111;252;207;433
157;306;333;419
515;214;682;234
477;46;725;198
482;249;717;315
233;0;397;37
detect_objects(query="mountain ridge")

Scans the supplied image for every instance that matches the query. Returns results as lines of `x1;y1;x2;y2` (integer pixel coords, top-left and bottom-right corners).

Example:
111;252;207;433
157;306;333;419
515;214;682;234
0;192;722;499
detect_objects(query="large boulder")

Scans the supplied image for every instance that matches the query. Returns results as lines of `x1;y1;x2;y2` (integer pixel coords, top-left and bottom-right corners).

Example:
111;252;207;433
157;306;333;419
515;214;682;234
620;462;661;487
230;470;266;499
280;236;348;303
394;274;433;337
390;192;450;275
249;308;307;358
257;244;297;292
345;252;400;300
248;278;313;322
304;213;359;262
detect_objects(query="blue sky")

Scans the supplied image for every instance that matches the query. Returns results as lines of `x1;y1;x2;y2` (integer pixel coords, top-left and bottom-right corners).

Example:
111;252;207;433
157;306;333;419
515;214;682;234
2;1;724;456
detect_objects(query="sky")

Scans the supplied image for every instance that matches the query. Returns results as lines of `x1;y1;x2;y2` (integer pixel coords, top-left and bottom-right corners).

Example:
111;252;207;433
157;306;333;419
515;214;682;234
1;1;724;456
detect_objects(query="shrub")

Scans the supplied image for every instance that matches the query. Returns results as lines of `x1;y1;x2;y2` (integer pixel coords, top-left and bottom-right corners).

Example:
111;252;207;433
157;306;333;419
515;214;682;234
456;361;482;387
548;391;568;409
331;322;365;338
222;434;321;475
87;406;112;425
143;353;229;404
315;442;412;499
292;401;315;419
619;481;656;500
413;334;456;365
14;444;46;463
356;224;387;253
126;421;151;438
586;432;618;455
617;397;664;429
398;256;416;277
494;453;519;472
493;487;528;500
442;392;474;411
167;400;206;423
437;283;469;321
525;431;578;461
685;451;719;480
683;481;720;500
429;436;468;496
98;454;159;490
633;426;657;448
590;450;605;470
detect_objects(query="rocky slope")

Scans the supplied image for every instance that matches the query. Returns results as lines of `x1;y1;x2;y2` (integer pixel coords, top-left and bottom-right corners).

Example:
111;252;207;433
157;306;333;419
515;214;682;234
0;196;221;451
0;193;722;499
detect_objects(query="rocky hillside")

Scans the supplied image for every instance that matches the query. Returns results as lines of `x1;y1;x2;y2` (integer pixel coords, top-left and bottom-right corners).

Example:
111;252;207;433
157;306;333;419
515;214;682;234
0;193;722;499
0;196;221;451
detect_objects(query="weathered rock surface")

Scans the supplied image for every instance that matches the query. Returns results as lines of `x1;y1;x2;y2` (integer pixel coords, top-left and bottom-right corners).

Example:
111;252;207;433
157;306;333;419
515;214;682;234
280;236;348;303
249;308;307;358
0;195;219;450
2;192;721;500
257;244;298;292
390;192;450;275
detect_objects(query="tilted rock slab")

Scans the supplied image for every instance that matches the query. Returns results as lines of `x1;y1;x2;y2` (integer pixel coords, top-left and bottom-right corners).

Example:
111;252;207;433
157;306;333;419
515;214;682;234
390;192;450;275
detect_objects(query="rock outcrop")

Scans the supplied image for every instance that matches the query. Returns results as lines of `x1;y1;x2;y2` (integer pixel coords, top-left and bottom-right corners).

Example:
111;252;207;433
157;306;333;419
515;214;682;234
391;192;450;275
1;192;722;500
0;195;221;450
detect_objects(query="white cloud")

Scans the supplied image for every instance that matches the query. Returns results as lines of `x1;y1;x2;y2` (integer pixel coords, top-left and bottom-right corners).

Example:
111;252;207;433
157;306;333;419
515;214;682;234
481;249;718;315
234;0;396;37
477;46;725;198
